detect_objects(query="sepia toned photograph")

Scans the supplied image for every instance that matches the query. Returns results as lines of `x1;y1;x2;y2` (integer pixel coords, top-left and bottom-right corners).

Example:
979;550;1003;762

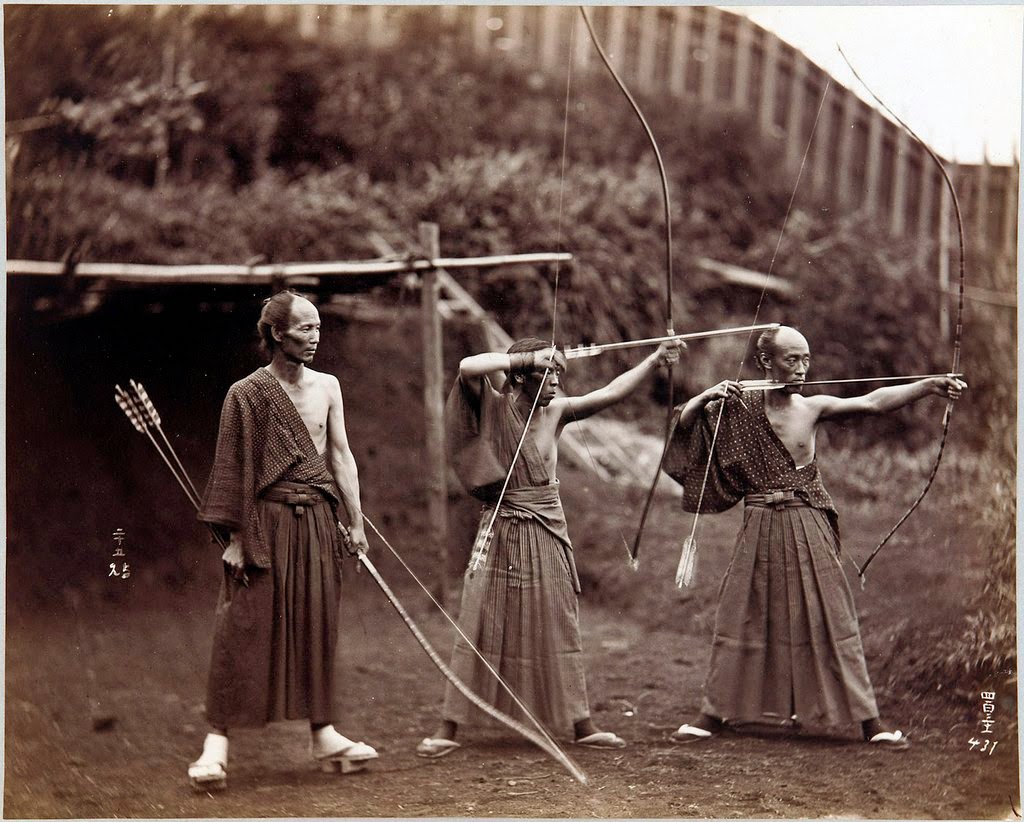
4;3;1020;818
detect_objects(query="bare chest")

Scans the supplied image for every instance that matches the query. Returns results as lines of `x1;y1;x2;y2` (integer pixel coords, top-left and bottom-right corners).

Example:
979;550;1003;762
528;410;561;476
279;383;330;451
764;404;817;466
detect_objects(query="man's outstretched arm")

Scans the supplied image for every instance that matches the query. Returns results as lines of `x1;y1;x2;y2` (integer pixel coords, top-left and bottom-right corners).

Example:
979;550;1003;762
674;379;744;430
559;342;682;422
814;376;967;420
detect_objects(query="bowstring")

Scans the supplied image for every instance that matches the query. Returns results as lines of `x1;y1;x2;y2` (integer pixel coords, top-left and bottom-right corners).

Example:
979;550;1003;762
473;12;580;570
837;45;967;580
680;80;832;578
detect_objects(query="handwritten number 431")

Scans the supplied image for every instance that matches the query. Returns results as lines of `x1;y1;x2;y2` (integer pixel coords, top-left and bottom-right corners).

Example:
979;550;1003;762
967;738;998;755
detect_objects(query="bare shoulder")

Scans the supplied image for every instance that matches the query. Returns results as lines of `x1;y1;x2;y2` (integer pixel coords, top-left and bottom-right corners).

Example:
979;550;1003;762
800;393;833;410
307;368;342;398
799;391;844;420
546;395;573;418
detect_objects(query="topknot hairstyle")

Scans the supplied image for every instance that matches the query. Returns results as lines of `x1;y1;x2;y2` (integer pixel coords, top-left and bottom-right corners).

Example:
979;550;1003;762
257;290;300;359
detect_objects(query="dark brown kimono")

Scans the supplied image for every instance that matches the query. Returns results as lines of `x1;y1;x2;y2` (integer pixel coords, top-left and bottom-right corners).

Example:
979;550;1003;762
199;368;344;728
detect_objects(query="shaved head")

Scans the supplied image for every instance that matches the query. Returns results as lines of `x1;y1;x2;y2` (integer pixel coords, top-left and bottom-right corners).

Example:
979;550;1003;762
756;325;808;372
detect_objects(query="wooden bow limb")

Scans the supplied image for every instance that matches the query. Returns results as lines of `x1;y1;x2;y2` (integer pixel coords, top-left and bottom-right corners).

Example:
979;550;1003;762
562;323;781;361
360;513;589;786
579;5;678;568
837;45;967;582
359;554;588;786
739;372;966;391
626;406;684;571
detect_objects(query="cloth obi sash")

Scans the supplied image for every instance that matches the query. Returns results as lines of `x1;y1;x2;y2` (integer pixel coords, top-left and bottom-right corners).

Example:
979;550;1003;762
260;480;330;517
488;482;581;594
744;490;810;509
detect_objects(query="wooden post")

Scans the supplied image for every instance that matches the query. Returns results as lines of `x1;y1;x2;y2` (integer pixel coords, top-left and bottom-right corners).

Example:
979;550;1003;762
297;4;318;39
668;6;691;98
330;5;351;42
890;128;909;237
976;151;991;251
863;107;883;217
637;6;659;91
836;90;859;209
419;222;451;603
606;5;627;64
916;155;936;251
784;54;807;173
938;168;953;343
732;15;754;110
472;6;491;56
758;33;779;134
367;5;388;48
700;7;721;104
1002;159;1019;266
539;6;563;72
810;73;833;198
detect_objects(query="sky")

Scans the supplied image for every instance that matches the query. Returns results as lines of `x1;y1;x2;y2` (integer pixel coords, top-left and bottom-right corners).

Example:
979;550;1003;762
728;4;1023;166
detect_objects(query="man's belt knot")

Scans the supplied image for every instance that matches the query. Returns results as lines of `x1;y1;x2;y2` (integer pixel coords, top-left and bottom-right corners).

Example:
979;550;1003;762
745;490;806;508
261;482;326;517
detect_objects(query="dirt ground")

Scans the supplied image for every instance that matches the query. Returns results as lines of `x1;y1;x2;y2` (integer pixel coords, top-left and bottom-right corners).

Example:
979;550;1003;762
5;476;1019;820
4;300;1018;819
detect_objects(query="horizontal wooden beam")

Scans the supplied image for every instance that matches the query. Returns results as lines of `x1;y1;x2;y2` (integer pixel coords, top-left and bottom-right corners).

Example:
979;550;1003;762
6;252;574;285
954;284;1016;308
694;256;795;297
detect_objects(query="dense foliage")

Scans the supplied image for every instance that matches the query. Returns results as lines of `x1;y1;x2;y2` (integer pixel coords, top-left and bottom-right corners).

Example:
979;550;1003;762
9;7;996;436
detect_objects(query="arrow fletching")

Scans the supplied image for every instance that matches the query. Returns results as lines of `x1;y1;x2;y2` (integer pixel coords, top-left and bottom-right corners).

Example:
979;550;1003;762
739;380;788;392
114;385;147;433
130;379;162;426
675;535;698;588
563;344;603;360
468;527;493;573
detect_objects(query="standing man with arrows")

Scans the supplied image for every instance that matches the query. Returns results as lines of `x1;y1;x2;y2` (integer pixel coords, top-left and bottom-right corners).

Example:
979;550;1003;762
663;324;966;750
187;290;378;790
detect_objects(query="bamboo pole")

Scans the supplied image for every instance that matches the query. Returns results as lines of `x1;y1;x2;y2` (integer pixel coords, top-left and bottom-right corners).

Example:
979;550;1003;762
6;252;574;284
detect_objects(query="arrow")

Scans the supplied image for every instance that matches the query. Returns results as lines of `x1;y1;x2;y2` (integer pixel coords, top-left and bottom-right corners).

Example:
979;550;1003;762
739;372;965;391
562;323;780;360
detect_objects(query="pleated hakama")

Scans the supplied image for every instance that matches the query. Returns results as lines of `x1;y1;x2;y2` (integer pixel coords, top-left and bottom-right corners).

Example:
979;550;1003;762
702;502;879;727
442;510;590;734
205;490;341;728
